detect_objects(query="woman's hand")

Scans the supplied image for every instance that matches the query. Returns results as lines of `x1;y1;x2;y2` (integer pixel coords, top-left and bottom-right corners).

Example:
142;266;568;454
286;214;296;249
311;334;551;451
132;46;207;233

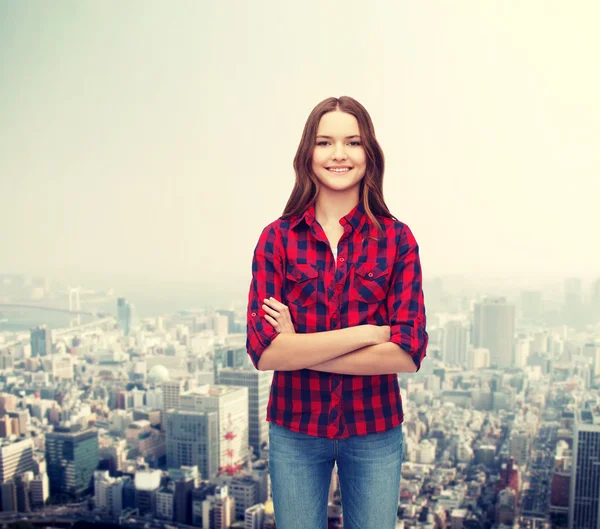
262;297;296;334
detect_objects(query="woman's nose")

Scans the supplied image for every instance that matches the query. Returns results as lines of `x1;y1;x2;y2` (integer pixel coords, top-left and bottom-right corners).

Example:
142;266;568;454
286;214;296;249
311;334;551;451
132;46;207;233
332;143;347;160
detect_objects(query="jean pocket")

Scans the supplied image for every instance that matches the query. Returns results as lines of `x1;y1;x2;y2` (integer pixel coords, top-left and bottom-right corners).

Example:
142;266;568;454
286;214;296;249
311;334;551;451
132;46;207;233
353;261;390;304
285;262;319;307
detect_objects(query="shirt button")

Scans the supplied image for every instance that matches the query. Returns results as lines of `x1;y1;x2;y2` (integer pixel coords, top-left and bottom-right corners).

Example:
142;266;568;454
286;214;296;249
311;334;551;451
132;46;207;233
297;274;302;280
332;313;338;320
368;272;373;277
336;284;343;291
251;312;257;317
339;257;345;263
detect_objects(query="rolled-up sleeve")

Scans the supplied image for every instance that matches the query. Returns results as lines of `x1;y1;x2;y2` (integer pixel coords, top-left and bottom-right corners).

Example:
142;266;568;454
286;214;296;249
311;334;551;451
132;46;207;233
386;224;429;372
246;225;284;370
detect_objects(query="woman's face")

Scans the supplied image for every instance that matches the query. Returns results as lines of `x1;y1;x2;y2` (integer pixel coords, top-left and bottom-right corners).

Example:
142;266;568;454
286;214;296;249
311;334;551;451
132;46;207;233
311;111;367;196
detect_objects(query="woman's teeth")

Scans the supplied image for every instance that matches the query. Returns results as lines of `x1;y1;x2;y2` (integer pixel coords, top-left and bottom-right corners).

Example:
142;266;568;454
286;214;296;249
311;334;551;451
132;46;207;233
328;168;350;173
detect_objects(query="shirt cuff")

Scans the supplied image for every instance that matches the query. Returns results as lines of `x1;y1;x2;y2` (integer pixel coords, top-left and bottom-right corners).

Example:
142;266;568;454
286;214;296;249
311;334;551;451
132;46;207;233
246;312;279;370
390;321;428;372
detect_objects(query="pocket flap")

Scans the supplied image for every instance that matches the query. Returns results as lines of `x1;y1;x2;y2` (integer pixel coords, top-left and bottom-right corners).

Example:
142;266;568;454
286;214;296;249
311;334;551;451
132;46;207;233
355;261;388;279
286;263;319;283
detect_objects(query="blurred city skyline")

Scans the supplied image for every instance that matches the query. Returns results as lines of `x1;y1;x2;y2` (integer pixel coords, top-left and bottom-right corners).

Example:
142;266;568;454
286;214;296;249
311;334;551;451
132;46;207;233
1;1;599;290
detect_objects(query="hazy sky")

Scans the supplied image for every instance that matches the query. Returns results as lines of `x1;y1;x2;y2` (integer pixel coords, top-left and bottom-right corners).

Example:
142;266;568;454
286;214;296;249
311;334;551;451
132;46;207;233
1;1;599;293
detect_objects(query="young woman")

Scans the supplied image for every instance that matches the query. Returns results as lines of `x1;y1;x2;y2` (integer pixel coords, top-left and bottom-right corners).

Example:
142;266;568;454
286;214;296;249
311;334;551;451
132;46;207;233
246;96;428;529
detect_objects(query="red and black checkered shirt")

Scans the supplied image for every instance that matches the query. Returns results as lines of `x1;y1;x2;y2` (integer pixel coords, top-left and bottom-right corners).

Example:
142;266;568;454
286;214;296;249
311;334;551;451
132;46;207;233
246;201;428;439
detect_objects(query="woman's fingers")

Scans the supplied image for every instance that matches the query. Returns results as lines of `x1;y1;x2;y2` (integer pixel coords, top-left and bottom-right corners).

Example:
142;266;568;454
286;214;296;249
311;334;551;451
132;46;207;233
262;302;279;317
264;314;279;327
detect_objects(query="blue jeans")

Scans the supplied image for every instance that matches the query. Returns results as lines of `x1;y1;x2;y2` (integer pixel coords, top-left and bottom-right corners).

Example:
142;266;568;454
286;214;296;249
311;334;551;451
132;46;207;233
268;422;403;529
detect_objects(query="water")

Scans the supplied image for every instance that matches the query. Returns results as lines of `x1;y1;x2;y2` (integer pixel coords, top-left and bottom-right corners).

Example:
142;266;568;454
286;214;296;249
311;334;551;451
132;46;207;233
0;281;249;333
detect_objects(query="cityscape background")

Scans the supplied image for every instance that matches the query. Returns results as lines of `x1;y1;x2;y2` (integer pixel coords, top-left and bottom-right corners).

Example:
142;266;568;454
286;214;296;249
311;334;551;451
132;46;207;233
1;2;599;529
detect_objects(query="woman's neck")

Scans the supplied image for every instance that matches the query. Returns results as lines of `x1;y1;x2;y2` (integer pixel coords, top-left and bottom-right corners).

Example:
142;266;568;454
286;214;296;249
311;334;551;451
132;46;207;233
314;190;360;227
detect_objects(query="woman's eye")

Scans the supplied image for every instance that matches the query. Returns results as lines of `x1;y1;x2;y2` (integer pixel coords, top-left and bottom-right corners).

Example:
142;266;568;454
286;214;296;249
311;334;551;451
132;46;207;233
315;141;362;146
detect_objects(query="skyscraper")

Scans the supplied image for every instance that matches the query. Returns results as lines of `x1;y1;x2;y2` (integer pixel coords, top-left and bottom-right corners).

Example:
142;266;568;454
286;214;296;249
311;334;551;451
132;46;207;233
179;385;249;471
569;410;600;529
30;325;52;357
165;410;218;480
0;438;34;484
442;321;469;367
216;367;272;457
472;297;515;369
45;425;99;498
117;297;134;336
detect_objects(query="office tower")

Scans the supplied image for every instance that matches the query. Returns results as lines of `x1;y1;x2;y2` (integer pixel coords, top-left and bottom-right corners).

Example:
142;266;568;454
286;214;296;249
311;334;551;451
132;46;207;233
166;410;218;480
514;337;531;369
170;466;200;525
1;481;16;512
162;379;187;412
29;472;49;508
156;484;175;521
582;343;600;382
0;438;34;483
569;410;600;529
442;321;469;367
30;325;52;357
216;367;272;457
472;297;515;369
215;344;252;372
0;393;16;414
520;290;543;322
134;469;161;516
94;471;124;516
564;277;583;328
179;385;249;472
245;503;265;529
212;313;229;338
45;425;99;497
467;347;491;371
203;484;235;529
229;475;258;520
216;309;236;333
117;297;134;336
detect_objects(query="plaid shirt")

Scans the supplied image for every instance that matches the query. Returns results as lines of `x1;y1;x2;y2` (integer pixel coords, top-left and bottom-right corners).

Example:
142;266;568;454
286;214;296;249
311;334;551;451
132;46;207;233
246;201;428;439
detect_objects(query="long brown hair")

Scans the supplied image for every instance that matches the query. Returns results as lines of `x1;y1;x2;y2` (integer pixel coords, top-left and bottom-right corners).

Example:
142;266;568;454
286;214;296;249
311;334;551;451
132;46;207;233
281;96;397;238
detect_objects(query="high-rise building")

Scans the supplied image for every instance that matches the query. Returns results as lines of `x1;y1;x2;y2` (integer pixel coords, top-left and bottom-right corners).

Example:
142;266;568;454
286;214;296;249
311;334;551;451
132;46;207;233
170;466;200;525
45;425;99;498
134;469;161;516
117;297;134;336
442;321;469;367
94;470;124;516
472;297;515;369
570;410;600;529
245;503;265;529
165;410;218;480
30;325;52;357
216;367;272;458
0;438;34;483
179;385;249;472
162;379;187;412
203;484;235;529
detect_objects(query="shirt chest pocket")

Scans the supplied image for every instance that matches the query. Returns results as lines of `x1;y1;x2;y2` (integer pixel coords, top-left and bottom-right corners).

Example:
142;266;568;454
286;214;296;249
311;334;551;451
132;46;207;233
285;263;320;307
353;261;391;304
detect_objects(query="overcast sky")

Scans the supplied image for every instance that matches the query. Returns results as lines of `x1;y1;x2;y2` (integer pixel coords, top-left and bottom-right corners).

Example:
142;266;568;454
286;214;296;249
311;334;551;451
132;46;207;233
1;1;599;293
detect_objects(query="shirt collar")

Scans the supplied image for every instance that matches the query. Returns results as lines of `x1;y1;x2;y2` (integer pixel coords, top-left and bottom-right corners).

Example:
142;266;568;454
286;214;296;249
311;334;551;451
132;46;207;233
290;201;370;233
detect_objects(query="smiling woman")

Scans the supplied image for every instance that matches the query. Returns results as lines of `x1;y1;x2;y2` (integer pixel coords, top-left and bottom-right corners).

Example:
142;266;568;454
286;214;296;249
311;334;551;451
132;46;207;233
245;96;429;529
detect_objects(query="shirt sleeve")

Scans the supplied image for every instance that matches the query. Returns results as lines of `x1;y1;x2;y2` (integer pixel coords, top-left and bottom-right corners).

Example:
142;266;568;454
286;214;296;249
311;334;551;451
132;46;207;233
386;223;429;372
246;224;284;370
